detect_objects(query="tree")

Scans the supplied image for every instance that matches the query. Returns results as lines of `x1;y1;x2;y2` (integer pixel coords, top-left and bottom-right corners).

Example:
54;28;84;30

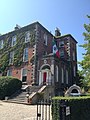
79;15;90;90
77;70;84;86
0;76;22;99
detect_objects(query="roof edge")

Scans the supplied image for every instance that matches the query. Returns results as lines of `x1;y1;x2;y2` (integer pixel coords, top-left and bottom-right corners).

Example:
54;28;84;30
55;34;78;43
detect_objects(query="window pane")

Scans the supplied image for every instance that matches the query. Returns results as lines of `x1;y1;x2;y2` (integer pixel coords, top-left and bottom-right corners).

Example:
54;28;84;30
12;36;16;46
44;34;47;45
59;41;64;47
7;69;12;76
23;48;28;61
22;69;27;76
73;52;75;60
25;31;30;42
9;51;14;64
60;50;64;58
22;76;27;82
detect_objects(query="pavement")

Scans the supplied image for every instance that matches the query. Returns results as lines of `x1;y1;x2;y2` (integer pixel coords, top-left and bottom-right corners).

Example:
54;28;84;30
0;100;52;120
0;101;37;120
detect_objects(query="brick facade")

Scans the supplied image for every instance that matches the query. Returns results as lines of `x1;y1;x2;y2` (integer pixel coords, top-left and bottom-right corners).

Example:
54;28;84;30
0;22;78;95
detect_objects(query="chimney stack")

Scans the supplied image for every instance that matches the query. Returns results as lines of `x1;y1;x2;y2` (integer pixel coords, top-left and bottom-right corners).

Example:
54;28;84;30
55;27;61;36
14;24;21;30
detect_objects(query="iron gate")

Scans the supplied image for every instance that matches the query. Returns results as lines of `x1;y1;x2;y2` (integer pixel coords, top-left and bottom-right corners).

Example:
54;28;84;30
37;99;52;120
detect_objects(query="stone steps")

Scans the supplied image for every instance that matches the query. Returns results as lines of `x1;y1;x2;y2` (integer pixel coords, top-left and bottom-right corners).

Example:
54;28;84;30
8;85;45;104
8;91;27;103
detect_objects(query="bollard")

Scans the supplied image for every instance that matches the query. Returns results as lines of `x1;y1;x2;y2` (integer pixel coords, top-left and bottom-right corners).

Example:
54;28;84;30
26;94;29;103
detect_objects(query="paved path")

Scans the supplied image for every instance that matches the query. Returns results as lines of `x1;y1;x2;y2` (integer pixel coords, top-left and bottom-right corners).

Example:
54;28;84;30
0;101;37;120
0;101;52;120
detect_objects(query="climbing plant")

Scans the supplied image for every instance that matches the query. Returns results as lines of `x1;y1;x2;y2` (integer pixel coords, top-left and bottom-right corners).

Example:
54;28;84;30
0;29;35;75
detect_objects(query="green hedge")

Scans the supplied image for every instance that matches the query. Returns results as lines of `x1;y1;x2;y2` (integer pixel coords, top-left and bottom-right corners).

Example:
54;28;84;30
52;96;90;120
0;76;22;99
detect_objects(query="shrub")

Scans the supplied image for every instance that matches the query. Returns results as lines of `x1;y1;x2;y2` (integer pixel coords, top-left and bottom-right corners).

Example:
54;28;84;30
52;96;90;120
0;76;22;99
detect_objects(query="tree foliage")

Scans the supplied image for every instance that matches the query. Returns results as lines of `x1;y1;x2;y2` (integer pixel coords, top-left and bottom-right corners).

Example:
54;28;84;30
80;15;90;89
77;70;84;86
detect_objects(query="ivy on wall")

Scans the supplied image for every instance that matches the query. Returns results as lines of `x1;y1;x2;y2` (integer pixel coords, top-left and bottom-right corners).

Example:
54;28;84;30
0;30;35;75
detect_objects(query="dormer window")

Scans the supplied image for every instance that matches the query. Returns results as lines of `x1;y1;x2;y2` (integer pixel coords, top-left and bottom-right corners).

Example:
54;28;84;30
25;31;30;43
44;34;47;46
0;40;4;49
11;36;16;47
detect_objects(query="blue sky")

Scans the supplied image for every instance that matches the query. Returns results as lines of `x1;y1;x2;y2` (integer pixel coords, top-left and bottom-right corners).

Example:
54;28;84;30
0;0;90;63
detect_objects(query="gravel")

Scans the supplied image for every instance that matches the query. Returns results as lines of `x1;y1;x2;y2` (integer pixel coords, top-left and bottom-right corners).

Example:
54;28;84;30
0;101;37;120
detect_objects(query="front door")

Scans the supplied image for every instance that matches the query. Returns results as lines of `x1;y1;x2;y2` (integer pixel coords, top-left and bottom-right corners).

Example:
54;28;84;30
39;65;52;85
43;72;47;84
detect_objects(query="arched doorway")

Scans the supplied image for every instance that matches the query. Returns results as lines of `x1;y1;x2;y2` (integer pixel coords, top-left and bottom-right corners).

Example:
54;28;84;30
39;64;51;85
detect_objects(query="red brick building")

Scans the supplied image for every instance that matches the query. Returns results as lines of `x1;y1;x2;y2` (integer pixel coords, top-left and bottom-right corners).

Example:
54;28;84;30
0;22;77;95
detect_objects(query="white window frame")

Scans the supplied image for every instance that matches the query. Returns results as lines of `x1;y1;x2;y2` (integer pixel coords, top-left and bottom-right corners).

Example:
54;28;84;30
0;40;4;49
21;68;27;82
44;34;48;46
9;51;14;64
22;68;27;76
61;68;64;83
7;69;12;76
23;48;28;62
11;36;16;47
25;31;30;43
59;41;64;47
